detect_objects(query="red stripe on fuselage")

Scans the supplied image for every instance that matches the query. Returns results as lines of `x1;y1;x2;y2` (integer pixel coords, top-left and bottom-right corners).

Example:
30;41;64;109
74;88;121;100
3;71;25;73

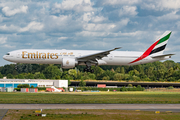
129;40;160;64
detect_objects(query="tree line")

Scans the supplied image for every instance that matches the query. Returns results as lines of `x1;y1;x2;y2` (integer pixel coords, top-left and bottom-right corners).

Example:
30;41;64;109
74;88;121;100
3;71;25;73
0;60;180;82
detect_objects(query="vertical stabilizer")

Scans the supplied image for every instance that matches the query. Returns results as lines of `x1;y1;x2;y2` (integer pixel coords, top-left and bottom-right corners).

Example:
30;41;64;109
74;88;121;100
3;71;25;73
130;31;172;64
149;31;171;56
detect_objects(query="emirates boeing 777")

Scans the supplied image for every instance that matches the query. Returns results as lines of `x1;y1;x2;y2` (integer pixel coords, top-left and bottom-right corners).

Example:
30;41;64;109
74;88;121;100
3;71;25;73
3;31;174;72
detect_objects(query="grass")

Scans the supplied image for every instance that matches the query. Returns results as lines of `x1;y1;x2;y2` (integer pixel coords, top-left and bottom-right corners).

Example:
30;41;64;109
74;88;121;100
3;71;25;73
1;91;180;104
3;109;180;120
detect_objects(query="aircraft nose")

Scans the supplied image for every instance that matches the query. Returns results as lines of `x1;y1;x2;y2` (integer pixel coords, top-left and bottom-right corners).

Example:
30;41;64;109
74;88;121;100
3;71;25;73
3;55;7;60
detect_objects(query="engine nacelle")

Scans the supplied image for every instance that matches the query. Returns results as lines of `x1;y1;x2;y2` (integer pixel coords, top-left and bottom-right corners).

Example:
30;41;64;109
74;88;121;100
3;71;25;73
62;58;77;69
97;60;107;65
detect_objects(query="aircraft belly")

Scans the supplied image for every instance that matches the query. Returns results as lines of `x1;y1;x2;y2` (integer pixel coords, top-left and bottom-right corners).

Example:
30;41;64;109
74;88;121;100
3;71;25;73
16;58;62;64
102;57;132;65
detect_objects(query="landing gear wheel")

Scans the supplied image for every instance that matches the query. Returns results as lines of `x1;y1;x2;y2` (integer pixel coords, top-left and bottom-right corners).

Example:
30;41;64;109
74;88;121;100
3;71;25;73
83;68;94;73
84;68;88;72
84;62;95;73
87;69;90;72
90;69;94;73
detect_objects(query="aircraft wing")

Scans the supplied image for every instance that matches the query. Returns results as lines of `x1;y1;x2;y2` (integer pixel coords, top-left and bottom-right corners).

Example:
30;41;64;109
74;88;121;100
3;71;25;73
77;47;121;62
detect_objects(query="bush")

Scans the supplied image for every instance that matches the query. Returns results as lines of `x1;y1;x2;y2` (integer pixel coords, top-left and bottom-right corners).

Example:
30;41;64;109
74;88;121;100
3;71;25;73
17;84;30;88
14;88;21;91
128;84;133;87
73;86;145;92
136;85;145;91
168;86;174;89
37;87;46;91
79;80;86;87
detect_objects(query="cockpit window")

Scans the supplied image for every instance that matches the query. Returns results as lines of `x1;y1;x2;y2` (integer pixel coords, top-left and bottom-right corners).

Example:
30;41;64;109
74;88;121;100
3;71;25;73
6;53;10;55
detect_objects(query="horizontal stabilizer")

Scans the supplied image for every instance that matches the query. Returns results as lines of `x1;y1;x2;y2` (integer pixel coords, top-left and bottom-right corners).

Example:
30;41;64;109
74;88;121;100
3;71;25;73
151;54;175;58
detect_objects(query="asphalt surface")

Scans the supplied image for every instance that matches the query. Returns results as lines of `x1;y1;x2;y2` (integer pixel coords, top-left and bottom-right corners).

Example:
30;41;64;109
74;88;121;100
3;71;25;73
0;109;8;120
0;104;180;112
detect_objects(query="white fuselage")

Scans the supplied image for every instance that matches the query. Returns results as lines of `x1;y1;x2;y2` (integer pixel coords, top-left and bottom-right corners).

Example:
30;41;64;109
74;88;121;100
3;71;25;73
3;49;169;66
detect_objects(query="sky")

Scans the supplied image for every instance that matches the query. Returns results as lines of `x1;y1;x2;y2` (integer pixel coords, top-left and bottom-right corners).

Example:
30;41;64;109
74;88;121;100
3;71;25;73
0;0;180;66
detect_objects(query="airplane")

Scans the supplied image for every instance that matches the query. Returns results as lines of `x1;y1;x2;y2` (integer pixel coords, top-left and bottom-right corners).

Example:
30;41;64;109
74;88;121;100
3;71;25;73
3;31;174;73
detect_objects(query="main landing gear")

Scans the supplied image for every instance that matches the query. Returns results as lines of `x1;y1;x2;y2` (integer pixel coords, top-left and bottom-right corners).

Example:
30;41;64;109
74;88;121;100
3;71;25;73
83;67;94;73
83;62;94;73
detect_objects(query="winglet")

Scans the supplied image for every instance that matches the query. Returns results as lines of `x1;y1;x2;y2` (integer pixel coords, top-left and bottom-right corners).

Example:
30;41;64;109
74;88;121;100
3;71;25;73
114;47;122;50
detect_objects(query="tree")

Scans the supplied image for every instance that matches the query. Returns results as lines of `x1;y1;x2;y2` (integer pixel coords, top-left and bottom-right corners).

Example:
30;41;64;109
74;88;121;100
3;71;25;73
114;73;124;81
26;73;34;79
133;65;143;74
34;72;45;79
128;70;139;76
34;72;41;79
81;72;91;80
17;84;30;88
88;73;96;80
132;75;140;82
23;64;32;73
128;84;133;87
163;60;176;69
173;70;180;80
0;73;3;78
92;66;104;80
17;74;24;79
62;72;73;80
147;67;154;78
0;60;180;82
111;68;115;72
156;69;165;80
139;73;146;79
7;73;14;79
61;72;72;85
120;67;125;74
167;77;175;82
115;67;120;73
55;76;60;79
68;69;77;79
79;79;86;87
102;76;110;80
101;70;115;80
1;64;15;75
165;67;174;79
76;71;83;80
43;66;62;79
39;73;46;79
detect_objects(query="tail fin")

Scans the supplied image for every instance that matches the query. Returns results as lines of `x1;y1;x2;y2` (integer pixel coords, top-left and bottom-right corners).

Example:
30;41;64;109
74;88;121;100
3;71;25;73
130;31;172;64
149;31;171;56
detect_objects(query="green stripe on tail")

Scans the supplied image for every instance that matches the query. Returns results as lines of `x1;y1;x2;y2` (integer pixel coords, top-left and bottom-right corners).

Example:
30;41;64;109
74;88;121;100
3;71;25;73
157;32;171;45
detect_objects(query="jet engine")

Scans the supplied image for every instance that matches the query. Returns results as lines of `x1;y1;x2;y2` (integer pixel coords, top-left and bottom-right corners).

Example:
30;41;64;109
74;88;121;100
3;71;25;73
97;60;107;65
62;58;77;69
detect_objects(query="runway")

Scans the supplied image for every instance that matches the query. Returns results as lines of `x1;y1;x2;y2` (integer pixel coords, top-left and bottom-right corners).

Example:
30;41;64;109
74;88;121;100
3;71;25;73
0;104;180;112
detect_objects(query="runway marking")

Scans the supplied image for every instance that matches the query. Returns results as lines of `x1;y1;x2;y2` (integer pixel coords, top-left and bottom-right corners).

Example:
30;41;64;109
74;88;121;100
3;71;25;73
135;110;140;111
155;111;160;114
166;111;172;113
